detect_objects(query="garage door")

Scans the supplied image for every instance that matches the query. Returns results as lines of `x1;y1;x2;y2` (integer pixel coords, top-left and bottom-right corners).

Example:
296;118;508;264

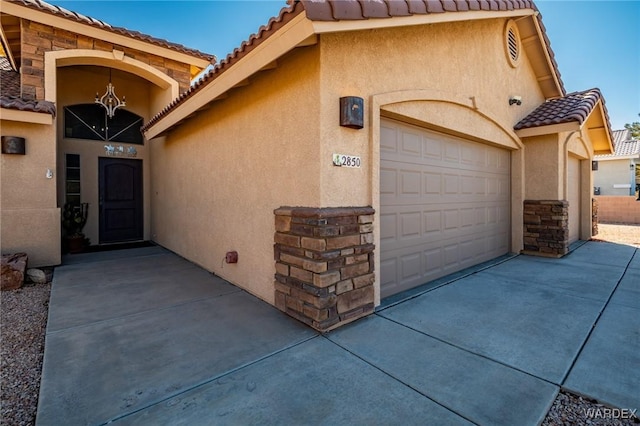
568;156;581;244
380;119;511;298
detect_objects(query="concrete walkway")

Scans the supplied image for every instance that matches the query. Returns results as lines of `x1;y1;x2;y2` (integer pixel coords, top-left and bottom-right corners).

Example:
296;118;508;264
36;242;639;425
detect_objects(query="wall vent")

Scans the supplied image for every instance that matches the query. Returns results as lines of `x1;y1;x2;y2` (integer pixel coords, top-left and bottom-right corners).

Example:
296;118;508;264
505;20;521;68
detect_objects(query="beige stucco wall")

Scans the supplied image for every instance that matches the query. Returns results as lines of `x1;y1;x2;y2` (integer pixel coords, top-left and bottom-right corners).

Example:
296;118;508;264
523;134;563;200
316;19;545;208
150;45;322;304
56;65;157;245
1;120;60;266
149;17;555;306
594;159;636;196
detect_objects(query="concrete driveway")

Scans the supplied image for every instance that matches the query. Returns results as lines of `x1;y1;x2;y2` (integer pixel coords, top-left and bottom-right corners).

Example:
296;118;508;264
36;242;639;425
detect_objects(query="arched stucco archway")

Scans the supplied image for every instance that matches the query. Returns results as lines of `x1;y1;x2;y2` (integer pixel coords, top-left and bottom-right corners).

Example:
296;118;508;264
48;49;180;249
44;49;179;105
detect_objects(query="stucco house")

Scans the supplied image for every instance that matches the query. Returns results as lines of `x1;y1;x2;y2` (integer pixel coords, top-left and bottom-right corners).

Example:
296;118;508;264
593;129;640;223
1;0;614;331
594;129;639;196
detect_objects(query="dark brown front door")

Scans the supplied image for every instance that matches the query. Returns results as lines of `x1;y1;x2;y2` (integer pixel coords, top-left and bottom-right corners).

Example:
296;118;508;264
99;158;143;244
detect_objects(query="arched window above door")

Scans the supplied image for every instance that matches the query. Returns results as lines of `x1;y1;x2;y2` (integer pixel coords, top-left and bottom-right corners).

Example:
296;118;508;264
64;104;143;145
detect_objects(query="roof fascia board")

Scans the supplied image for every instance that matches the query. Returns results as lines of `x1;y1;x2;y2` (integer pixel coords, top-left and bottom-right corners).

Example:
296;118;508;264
1;1;211;69
145;13;315;139
515;122;579;138
0;107;53;124
0;20;18;70
311;9;533;34
529;13;563;97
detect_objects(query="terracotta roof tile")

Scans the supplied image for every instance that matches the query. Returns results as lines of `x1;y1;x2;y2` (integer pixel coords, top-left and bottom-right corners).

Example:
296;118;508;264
6;0;215;63
0;95;56;116
1;69;20;97
0;57;13;71
361;0;391;19
514;88;604;130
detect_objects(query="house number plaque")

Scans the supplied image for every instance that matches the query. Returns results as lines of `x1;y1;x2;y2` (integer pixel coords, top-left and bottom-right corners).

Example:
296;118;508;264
333;153;361;168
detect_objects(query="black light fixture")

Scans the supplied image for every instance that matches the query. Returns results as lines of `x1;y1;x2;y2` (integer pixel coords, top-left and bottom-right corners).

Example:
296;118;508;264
509;95;522;106
1;136;26;155
340;96;364;129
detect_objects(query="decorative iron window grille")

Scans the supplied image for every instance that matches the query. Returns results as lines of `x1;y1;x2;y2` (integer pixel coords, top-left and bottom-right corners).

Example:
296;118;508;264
64;104;143;145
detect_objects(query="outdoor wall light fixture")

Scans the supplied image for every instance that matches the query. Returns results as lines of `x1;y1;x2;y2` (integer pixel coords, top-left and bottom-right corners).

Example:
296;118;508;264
340;96;364;129
592;160;598;171
1;136;26;155
631;164;635;170
509;95;522;106
95;68;126;118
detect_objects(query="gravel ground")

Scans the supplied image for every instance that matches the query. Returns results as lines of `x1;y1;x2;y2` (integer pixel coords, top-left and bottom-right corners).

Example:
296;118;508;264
1;273;51;426
592;223;640;248
1;229;638;425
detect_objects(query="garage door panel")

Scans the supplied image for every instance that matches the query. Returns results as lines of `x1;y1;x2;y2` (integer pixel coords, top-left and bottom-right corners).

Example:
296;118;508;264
401;131;422;156
380;168;397;195
380;213;397;243
381;205;508;253
400;169;422;196
381;119;511;298
400;211;422;239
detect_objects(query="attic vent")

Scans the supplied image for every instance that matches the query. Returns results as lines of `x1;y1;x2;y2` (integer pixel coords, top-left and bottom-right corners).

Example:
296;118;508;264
505;20;521;68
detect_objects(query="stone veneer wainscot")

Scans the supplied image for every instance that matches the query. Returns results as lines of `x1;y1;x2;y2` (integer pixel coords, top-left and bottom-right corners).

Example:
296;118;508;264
522;200;569;257
274;207;375;332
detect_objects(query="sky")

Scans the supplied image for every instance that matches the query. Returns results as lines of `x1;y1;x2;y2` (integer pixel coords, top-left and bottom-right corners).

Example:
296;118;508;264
45;0;640;131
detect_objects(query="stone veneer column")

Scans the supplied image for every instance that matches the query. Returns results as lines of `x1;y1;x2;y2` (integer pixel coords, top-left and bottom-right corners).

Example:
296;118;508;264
522;200;569;257
274;207;375;332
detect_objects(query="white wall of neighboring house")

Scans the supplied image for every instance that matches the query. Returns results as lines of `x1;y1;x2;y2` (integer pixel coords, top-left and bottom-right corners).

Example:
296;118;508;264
594;158;636;196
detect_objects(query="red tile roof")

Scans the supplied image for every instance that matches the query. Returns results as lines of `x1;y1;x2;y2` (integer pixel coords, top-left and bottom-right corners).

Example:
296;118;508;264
5;0;215;63
144;0;560;133
0;69;20;96
1;65;56;116
302;0;535;20
514;88;607;130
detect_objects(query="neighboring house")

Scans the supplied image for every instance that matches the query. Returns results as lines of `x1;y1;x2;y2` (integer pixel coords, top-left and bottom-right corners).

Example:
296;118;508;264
594;129;640;196
1;0;614;331
592;129;640;224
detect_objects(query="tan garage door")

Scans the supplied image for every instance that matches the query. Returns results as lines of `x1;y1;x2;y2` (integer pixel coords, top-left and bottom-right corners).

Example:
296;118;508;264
568;156;581;244
380;119;511;298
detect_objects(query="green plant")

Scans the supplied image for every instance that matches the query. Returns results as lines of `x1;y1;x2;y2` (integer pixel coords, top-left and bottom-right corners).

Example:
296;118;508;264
62;203;89;237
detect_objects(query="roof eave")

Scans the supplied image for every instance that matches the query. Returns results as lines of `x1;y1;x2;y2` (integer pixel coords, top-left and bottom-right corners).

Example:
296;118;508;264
0;106;54;124
515;121;580;138
527;12;564;98
593;154;639;161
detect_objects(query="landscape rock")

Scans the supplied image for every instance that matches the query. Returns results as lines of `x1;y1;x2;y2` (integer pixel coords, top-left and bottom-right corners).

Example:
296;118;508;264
26;268;47;284
1;253;28;291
